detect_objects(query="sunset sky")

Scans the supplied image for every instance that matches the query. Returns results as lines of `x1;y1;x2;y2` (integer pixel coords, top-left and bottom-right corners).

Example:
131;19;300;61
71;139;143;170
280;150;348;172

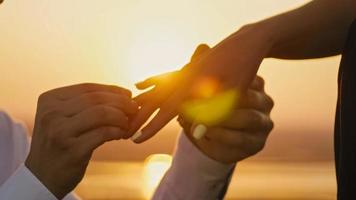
0;0;339;161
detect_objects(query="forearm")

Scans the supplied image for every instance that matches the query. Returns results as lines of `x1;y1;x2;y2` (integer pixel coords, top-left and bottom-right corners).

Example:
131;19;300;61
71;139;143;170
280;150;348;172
257;0;356;59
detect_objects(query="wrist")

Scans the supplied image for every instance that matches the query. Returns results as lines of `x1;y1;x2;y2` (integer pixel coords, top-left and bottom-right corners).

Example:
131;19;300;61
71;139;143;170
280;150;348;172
25;159;67;200
243;21;279;58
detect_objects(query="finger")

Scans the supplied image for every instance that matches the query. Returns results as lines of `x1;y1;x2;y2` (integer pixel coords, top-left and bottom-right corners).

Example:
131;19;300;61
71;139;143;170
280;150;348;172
191;123;208;140
220;109;273;132
135;71;179;90
238;89;274;112
63;92;138;117
132;88;188;143
66;105;129;137
134;84;175;107
201;128;268;156
131;105;178;143
77;126;125;152
264;94;274;113
203;127;248;147
127;103;158;139
250;75;265;91
190;44;210;61
49;83;132;100
133;88;157;106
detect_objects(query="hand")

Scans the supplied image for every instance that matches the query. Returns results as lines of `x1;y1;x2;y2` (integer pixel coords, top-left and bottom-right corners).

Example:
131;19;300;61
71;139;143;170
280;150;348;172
178;76;274;164
130;25;273;143
129;45;208;141
25;83;138;199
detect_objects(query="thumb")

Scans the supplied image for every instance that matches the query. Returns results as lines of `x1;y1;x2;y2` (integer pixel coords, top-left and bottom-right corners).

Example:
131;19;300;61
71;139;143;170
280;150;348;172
190;44;210;62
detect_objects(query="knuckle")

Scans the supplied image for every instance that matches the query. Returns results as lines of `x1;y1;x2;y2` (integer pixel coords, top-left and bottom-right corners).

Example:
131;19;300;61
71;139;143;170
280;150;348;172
105;127;121;140
220;130;245;147
256;76;265;87
248;110;264;126
110;85;131;95
37;92;54;108
95;105;111;120
86;93;106;105
266;120;274;132
95;131;107;143
40;109;61;127
99;126;111;134
254;140;266;153
79;83;95;90
265;94;274;110
244;137;266;156
38;92;48;103
98;127;117;139
225;137;243;148
252;75;265;90
250;90;261;105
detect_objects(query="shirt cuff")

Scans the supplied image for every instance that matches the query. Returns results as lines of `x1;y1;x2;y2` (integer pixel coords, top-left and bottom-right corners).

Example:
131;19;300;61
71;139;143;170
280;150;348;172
153;131;235;200
0;164;57;200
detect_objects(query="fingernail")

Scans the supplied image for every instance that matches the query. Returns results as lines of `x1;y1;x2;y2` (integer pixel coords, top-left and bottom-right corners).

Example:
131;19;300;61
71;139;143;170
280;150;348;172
131;131;142;142
193;124;207;140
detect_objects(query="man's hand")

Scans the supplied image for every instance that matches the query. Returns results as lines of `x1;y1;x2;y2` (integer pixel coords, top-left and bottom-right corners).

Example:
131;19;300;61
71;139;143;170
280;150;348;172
25;83;138;199
179;76;274;164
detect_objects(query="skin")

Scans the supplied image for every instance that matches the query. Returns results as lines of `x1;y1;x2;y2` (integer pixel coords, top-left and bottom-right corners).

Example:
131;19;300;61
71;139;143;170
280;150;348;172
179;75;274;164
25;83;138;199
1;0;273;195
130;0;356;143
132;45;274;163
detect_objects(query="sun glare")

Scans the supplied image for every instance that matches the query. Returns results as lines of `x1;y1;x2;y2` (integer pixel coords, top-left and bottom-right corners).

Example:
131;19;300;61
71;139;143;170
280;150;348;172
125;18;193;85
191;77;220;99
143;154;173;199
181;76;239;126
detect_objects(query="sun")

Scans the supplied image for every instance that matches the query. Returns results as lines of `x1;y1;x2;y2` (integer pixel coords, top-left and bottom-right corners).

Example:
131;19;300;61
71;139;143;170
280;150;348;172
125;19;194;85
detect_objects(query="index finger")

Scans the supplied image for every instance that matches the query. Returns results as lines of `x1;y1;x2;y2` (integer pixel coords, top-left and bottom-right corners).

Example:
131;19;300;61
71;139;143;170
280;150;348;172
49;83;132;100
131;105;178;143
221;109;273;132
250;76;265;91
131;90;186;143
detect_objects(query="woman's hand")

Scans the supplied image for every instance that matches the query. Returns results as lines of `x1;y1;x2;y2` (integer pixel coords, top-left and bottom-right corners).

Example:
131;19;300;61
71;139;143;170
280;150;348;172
179;76;274;164
130;27;273;143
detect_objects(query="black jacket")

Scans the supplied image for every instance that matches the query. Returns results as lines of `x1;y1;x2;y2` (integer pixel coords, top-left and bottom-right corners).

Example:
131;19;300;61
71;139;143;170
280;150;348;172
335;19;356;200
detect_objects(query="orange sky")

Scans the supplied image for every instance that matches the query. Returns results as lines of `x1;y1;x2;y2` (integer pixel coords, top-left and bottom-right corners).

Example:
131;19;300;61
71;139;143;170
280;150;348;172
0;0;339;161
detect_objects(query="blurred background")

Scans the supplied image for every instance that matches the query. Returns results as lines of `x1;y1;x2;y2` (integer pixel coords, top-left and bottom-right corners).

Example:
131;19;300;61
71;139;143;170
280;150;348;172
0;0;338;199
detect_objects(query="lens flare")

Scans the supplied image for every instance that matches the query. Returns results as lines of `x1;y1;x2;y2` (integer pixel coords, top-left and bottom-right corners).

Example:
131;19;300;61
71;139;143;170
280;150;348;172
191;77;220;99
181;77;239;126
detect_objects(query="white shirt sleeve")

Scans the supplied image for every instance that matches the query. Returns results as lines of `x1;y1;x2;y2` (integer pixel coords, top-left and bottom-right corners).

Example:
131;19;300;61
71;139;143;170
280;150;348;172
152;131;236;200
0;111;80;200
0;164;57;200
